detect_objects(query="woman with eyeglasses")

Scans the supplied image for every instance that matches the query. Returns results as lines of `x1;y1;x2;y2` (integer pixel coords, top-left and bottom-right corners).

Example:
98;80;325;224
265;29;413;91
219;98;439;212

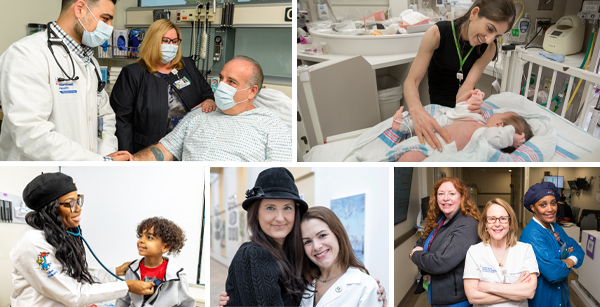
463;198;539;306
10;172;154;307
110;19;215;154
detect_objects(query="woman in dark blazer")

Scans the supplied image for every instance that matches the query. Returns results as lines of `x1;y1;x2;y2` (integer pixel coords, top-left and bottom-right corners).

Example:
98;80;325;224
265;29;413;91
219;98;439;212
110;19;215;153
410;177;481;307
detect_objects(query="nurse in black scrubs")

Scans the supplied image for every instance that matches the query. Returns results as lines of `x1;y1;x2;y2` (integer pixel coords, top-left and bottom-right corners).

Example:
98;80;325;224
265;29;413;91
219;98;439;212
403;0;515;151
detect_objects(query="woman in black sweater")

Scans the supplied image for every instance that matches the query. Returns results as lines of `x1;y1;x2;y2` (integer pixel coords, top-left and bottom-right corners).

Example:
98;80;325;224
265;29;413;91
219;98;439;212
220;168;387;307
224;167;309;306
110;19;215;153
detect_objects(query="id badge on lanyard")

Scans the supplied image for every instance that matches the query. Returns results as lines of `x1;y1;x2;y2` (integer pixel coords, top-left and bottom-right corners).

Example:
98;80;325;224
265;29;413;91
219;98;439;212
451;20;475;86
97;94;103;139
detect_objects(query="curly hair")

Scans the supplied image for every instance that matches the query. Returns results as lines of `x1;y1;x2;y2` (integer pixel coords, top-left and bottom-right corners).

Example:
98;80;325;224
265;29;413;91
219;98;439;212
25;200;95;284
136;217;186;256
422;177;481;239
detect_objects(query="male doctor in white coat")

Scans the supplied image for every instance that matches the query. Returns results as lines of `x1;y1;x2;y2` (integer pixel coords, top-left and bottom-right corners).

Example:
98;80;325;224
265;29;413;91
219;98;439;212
0;0;130;161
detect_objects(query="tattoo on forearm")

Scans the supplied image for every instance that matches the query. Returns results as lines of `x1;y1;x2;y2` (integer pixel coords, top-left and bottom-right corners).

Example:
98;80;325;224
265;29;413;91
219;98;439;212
150;147;164;161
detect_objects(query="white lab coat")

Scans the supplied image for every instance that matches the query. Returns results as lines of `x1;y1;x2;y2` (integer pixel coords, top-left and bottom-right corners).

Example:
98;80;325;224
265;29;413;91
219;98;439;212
0;30;117;161
10;229;129;307
300;267;383;307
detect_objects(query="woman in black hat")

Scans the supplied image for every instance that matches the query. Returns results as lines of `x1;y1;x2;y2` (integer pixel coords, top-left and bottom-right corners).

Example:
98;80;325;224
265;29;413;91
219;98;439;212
519;181;584;307
10;172;155;307
222;167;310;306
220;168;386;307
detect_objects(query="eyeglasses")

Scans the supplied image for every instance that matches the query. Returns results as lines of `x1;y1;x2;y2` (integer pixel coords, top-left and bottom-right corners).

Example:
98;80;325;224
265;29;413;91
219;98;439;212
486;216;510;224
59;194;84;213
161;37;181;45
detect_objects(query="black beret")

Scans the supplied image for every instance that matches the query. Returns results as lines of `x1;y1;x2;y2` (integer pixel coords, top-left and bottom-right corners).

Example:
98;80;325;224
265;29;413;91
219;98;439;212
23;172;77;211
242;167;308;215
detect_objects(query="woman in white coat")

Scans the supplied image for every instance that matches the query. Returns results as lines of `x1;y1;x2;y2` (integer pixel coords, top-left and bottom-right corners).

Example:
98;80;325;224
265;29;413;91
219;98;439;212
300;207;383;307
10;172;154;306
463;198;539;306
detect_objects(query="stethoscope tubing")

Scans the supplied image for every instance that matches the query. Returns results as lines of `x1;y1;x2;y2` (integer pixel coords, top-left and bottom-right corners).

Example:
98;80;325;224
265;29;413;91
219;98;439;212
68;226;125;281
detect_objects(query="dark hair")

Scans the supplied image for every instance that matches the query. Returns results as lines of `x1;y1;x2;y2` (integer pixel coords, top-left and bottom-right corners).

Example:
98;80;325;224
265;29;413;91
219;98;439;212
301;207;369;284
500;112;534;153
247;199;306;301
61;0;117;12
136;217;186;256
454;0;516;60
232;55;264;94
25;200;95;284
422;177;481;239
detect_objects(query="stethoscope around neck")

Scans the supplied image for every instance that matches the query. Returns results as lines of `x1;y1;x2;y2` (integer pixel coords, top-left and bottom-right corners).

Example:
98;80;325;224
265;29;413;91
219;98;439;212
68;226;125;281
46;22;106;93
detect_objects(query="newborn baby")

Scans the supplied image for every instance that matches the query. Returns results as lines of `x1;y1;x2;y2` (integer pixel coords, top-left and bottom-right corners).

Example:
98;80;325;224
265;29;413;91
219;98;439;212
392;90;533;162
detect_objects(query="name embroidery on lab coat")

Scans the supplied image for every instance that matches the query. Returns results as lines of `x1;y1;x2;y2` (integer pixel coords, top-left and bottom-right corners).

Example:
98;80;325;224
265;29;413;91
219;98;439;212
55;78;77;94
37;251;57;278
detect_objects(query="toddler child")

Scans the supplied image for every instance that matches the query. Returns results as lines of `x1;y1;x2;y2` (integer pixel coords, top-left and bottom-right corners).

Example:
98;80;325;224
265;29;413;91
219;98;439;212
116;217;194;307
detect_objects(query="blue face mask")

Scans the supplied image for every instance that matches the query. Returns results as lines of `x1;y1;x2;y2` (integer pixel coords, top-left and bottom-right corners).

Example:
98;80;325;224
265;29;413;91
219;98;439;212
161;44;179;63
214;81;250;110
78;4;113;47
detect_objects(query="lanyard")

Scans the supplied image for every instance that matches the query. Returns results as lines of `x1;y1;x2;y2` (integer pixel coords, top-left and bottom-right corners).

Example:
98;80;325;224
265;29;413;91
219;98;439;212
68;226;125;281
451;20;475;82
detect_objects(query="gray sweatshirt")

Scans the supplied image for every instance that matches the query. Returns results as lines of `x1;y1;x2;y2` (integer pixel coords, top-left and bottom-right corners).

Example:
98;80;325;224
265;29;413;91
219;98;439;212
116;257;195;307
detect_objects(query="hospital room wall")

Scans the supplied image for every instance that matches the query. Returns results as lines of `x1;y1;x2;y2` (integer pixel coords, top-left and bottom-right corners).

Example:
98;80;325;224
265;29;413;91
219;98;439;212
527;167;600;223
394;168;427;307
312;167;390;298
0;166;60;307
0;0;137;55
0;0;62;55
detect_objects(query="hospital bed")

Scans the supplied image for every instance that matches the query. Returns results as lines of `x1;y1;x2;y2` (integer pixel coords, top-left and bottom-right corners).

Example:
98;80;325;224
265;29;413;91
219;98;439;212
303;46;600;162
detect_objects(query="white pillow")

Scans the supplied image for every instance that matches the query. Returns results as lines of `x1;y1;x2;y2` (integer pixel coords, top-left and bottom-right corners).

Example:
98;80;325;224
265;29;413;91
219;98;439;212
254;88;292;131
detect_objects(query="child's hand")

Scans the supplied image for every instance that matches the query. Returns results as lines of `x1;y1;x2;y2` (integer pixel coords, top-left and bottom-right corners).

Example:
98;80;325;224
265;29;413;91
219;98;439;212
392;106;404;131
117;261;132;276
512;132;526;148
126;280;155;295
219;291;230;306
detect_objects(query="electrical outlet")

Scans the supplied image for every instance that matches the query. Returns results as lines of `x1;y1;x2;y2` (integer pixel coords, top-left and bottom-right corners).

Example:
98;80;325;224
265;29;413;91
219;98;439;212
536;18;550;33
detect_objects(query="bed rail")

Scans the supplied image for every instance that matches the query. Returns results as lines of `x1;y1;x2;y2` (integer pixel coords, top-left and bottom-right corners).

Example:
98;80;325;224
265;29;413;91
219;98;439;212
502;46;600;135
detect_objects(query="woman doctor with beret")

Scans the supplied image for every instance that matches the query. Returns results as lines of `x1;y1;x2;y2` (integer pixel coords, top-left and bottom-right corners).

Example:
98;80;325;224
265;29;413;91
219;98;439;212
10;172;154;306
519;181;584;307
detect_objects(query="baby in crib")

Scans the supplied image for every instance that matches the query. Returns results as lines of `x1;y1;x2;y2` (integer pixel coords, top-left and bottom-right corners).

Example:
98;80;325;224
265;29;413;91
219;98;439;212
391;90;534;162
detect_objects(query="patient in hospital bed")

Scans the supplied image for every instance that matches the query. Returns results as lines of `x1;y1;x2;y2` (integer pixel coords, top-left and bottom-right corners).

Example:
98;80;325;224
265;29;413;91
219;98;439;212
388;90;534;161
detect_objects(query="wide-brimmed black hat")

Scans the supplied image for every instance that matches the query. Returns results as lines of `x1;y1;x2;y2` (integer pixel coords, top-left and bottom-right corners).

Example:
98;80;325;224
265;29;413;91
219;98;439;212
242;168;308;215
23;172;77;211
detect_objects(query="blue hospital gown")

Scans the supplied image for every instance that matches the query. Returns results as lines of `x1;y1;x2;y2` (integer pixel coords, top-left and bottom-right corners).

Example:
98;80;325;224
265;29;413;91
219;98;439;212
159;107;291;161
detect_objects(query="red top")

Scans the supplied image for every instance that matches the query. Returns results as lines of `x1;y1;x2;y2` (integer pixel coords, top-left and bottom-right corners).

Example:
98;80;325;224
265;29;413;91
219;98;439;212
140;258;168;286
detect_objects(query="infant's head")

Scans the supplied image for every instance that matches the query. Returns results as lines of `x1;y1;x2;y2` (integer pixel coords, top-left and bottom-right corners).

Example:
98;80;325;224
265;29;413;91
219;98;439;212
486;112;534;153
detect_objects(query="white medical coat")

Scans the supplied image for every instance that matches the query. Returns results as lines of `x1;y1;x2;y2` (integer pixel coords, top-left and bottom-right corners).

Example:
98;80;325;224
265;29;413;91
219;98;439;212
463;242;540;307
10;229;129;307
299;267;383;307
0;30;117;161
